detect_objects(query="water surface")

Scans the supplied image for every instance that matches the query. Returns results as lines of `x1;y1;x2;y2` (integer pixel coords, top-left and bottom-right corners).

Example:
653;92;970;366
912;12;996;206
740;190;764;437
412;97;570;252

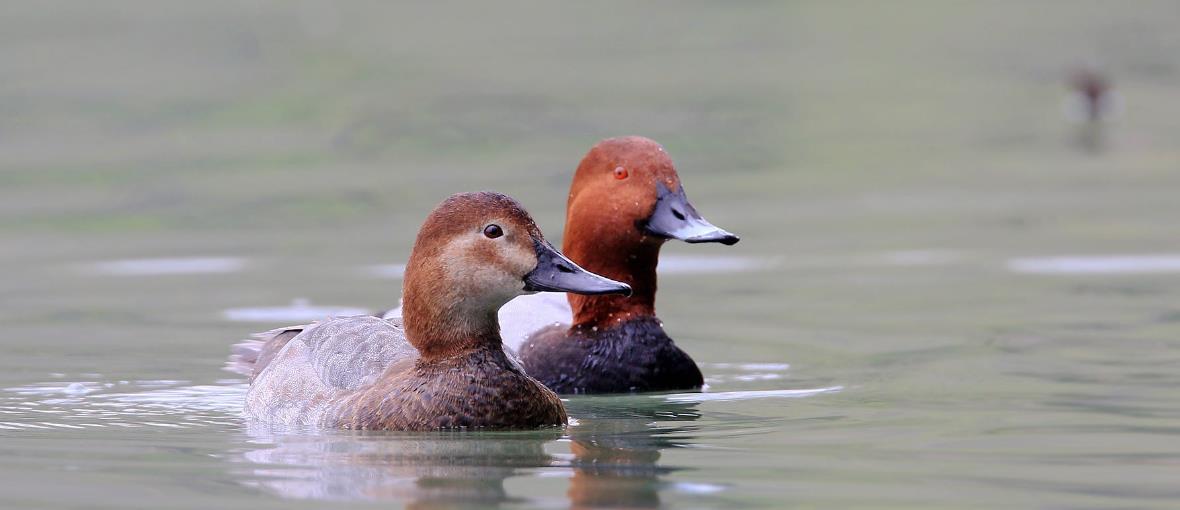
2;2;1179;508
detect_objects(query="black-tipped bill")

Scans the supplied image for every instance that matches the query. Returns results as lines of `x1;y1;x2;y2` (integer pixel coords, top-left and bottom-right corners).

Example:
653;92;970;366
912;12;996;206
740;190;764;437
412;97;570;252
643;182;740;245
523;239;632;296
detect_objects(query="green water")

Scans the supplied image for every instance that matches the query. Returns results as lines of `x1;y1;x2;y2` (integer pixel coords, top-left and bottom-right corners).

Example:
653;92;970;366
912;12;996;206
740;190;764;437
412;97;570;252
2;2;1180;508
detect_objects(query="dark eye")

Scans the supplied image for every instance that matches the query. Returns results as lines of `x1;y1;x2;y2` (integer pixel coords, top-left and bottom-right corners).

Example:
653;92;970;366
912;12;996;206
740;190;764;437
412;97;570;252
483;224;503;239
613;166;628;180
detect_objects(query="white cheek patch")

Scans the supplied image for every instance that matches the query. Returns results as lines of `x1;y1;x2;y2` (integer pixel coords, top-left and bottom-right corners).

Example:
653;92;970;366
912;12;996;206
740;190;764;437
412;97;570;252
436;235;535;308
502;236;538;285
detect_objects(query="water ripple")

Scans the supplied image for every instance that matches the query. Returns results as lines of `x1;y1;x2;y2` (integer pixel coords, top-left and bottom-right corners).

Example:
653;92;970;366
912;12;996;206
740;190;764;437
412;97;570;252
83;257;247;276
1;378;246;431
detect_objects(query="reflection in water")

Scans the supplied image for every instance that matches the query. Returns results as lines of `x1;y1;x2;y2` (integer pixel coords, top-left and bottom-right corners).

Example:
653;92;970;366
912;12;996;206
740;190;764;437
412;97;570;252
238;399;704;508
1;366;817;506
241;425;562;506
1;369;825;506
1074;122;1106;154
564;398;702;509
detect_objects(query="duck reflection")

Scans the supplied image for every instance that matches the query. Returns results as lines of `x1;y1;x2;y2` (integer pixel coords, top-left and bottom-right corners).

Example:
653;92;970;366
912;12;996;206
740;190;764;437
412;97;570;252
241;424;561;506
564;397;701;509
237;398;701;508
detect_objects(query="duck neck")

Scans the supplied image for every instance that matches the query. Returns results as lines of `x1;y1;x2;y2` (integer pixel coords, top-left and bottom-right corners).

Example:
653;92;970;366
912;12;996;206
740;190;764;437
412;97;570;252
564;229;663;328
401;291;504;362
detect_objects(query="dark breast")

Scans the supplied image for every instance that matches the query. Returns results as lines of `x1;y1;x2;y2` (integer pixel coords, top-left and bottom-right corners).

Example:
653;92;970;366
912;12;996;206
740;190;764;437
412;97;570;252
519;316;704;394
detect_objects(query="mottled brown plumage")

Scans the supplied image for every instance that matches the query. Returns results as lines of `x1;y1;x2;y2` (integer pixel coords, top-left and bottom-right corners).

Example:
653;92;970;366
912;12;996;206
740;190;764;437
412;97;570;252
338;344;565;430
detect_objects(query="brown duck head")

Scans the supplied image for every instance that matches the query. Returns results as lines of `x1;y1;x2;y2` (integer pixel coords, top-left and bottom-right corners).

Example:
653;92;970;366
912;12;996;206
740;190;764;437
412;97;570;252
401;191;631;359
562;137;739;326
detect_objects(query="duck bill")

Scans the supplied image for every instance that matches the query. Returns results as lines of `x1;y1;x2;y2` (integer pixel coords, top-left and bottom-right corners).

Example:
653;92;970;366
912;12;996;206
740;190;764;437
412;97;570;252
643;182;740;245
523;238;632;296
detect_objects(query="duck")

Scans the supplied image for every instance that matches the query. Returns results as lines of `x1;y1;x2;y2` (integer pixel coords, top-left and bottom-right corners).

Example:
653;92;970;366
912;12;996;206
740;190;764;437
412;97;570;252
1066;67;1115;124
385;136;739;394
230;191;631;430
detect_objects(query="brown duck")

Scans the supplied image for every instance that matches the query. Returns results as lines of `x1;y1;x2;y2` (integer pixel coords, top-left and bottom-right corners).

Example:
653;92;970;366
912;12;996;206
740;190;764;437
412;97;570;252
514;137;740;394
231;191;630;430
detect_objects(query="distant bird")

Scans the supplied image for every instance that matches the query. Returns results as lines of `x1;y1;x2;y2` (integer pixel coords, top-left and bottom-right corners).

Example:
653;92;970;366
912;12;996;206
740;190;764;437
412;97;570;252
1065;68;1118;124
1064;67;1119;152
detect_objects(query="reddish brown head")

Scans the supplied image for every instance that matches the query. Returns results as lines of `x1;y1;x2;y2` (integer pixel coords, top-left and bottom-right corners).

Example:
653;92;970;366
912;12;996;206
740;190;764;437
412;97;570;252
563;137;739;327
401;192;629;360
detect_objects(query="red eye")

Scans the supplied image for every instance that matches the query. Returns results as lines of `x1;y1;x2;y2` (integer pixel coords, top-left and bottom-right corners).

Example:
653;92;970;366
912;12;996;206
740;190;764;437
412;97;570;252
613;166;628;180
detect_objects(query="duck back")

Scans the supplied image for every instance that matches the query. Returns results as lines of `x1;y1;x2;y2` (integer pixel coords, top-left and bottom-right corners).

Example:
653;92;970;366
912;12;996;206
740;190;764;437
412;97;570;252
243;316;417;425
243;315;566;430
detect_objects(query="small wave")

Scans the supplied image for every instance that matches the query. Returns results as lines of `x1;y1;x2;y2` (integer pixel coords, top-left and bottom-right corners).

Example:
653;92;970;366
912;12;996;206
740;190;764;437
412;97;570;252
1;378;246;430
1008;255;1180;275
879;250;961;266
365;263;406;279
671;481;728;495
662;386;842;403
658;255;777;274
84;257;247;276
222;298;371;322
701;362;791;384
704;362;790;371
5;381;108;396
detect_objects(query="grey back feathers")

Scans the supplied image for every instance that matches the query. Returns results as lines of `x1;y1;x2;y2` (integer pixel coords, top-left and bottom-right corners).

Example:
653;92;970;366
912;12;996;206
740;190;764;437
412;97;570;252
299;316;416;390
243;315;417;426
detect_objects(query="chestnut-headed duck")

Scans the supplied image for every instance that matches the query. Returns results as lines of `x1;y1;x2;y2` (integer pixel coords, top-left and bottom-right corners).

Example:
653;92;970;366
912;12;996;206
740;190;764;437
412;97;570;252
386;137;738;394
231;191;630;430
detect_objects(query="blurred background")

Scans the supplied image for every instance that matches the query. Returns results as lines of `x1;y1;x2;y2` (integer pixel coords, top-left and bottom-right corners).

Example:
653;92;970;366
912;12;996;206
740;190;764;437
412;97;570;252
1;2;1179;509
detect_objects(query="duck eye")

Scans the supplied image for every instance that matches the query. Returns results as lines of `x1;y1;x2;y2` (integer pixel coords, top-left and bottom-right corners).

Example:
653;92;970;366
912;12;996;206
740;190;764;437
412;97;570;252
613;166;628;180
483;224;504;239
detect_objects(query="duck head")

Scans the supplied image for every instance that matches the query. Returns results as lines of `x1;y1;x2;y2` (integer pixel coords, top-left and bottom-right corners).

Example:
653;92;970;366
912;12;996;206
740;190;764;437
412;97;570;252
566;136;739;248
401;191;630;359
563;136;739;325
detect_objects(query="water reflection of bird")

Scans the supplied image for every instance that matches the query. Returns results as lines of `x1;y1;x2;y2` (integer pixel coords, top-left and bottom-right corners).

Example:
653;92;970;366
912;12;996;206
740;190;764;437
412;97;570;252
235;398;702;508
564;398;702;509
240;424;562;506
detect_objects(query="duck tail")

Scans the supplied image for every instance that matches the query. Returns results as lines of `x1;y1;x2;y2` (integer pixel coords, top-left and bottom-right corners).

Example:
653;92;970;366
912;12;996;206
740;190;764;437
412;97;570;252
224;326;306;380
